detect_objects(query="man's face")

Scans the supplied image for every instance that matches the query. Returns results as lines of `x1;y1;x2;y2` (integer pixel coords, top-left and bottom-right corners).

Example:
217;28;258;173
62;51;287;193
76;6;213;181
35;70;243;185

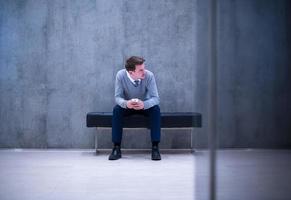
129;63;145;80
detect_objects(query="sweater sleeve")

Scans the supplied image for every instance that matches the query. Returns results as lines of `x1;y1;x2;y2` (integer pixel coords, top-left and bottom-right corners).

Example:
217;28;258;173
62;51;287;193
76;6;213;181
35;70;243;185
114;72;127;108
143;73;160;109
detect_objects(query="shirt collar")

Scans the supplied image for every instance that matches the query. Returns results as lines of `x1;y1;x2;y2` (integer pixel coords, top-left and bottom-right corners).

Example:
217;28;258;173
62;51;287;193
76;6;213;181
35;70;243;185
126;71;140;84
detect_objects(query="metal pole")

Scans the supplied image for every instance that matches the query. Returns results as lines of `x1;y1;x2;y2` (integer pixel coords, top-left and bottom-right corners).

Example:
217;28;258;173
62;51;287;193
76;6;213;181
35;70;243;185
208;0;217;200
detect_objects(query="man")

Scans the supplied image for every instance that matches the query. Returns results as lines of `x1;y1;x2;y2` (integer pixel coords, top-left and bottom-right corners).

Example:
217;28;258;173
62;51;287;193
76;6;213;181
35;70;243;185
109;56;161;161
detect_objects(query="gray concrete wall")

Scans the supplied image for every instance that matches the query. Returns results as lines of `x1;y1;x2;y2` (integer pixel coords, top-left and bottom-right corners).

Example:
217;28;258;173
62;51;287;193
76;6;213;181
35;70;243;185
0;0;290;149
0;0;197;148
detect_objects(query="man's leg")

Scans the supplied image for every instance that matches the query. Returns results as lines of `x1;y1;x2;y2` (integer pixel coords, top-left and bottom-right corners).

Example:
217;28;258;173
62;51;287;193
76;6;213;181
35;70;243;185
109;105;125;160
145;105;161;160
146;105;161;142
112;105;125;145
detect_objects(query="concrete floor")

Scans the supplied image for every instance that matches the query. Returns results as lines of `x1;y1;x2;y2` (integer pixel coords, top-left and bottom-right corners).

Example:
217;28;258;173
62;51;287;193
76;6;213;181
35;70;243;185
0;149;290;200
0;149;195;200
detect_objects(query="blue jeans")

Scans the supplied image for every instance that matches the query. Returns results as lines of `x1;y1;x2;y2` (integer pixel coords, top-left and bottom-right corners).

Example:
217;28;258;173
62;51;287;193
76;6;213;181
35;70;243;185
112;105;161;144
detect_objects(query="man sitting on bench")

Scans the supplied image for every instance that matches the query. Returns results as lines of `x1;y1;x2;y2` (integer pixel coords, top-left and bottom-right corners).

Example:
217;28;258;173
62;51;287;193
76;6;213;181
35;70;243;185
109;56;161;161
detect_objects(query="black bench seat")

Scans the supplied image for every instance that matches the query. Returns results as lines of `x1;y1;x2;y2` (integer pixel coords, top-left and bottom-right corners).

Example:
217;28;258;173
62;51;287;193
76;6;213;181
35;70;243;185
86;112;202;153
86;112;202;128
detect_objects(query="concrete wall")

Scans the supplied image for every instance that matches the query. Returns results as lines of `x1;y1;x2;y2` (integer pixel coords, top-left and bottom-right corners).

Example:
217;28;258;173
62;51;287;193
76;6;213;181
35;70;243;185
0;0;197;148
0;0;290;149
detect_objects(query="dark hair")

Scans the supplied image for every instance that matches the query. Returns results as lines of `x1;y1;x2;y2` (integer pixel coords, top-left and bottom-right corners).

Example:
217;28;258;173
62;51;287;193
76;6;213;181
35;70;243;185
125;56;145;71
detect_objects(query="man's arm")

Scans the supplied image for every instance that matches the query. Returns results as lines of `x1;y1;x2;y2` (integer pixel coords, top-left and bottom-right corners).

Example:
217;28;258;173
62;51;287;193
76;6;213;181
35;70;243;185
143;73;160;109
115;73;127;108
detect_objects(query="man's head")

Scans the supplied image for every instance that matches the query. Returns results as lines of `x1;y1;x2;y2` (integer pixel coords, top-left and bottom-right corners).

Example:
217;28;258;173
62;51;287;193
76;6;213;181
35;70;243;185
125;56;146;80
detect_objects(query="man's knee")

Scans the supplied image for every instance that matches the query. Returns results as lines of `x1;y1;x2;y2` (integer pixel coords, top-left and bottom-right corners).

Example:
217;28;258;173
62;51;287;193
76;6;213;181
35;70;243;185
152;105;160;111
148;105;160;114
113;105;124;115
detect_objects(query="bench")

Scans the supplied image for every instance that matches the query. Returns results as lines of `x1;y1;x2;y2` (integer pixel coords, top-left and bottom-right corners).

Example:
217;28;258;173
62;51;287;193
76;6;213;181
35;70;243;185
86;112;202;153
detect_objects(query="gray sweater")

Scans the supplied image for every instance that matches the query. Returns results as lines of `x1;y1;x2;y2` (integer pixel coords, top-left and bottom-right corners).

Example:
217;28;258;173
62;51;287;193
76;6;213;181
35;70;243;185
115;69;160;109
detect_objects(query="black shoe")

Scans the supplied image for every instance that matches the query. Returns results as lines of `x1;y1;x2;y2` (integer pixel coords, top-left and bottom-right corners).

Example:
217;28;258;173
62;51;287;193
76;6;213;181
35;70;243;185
151;146;161;161
109;146;121;160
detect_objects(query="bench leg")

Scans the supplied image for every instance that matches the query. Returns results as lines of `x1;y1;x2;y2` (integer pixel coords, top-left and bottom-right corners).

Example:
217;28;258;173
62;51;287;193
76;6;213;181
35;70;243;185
191;128;195;153
95;127;99;155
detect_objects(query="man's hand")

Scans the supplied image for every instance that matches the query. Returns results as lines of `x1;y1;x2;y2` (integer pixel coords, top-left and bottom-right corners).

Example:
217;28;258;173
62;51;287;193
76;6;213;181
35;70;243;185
132;100;144;110
126;100;135;109
126;99;144;110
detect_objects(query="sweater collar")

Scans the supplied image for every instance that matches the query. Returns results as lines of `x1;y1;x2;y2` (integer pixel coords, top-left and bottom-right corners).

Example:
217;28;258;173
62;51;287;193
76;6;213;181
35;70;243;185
126;71;141;84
